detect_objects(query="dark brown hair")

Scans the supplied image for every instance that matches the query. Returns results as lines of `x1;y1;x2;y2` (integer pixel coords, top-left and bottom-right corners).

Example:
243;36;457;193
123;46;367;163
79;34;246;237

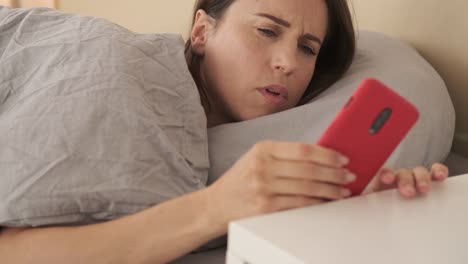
185;0;356;112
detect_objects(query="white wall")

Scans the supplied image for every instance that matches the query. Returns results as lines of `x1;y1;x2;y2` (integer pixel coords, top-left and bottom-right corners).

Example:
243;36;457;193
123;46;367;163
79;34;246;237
59;0;196;36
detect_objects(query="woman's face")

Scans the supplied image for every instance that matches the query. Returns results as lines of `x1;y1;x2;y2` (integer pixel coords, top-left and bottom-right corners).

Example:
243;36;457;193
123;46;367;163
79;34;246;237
194;0;328;126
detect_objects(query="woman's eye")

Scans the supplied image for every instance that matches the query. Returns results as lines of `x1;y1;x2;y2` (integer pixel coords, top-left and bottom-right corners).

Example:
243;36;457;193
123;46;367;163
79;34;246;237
300;45;316;56
257;28;277;37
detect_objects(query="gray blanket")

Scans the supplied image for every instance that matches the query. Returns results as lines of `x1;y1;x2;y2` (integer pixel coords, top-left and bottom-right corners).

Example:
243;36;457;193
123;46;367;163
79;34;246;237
0;6;209;226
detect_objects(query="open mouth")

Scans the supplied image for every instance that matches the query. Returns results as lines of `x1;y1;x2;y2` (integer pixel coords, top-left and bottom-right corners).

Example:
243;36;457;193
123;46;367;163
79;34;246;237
257;86;289;105
265;88;281;96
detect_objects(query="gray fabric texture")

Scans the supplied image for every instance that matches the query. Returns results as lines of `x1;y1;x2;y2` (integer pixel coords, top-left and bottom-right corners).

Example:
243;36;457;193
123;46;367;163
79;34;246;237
0;7;209;227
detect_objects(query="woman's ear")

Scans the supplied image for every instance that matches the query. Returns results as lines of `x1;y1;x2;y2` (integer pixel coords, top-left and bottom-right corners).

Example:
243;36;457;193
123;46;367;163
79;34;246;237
190;10;215;56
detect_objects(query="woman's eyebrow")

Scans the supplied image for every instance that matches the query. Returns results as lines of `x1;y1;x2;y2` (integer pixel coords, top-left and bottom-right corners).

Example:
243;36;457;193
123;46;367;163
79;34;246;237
255;13;291;27
254;12;322;45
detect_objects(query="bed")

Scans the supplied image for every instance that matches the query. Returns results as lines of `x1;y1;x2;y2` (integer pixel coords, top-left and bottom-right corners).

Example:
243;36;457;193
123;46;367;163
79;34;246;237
0;2;467;264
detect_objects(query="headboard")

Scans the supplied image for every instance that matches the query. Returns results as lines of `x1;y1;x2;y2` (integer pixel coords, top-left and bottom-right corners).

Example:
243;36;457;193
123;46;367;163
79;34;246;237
350;0;468;157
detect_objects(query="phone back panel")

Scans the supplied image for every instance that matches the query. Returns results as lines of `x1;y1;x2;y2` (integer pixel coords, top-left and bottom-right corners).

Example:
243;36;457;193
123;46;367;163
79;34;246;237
317;79;419;196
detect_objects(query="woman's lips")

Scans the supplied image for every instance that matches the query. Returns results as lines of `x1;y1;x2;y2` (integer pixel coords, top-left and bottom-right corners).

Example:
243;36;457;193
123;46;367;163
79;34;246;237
256;85;289;105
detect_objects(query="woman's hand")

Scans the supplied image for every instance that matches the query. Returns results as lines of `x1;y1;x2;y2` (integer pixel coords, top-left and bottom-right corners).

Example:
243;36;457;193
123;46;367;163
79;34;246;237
206;141;354;232
366;163;449;198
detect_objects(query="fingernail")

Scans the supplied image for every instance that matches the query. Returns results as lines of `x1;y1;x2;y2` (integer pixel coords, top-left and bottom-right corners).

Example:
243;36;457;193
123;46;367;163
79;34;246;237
345;172;356;182
436;172;447;179
419;182;431;192
341;189;352;197
404;186;415;196
383;173;394;183
339;156;349;166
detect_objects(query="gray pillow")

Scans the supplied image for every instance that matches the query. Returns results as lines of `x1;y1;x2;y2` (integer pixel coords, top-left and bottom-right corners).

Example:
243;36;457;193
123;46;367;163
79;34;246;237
207;30;455;184
0;7;209;227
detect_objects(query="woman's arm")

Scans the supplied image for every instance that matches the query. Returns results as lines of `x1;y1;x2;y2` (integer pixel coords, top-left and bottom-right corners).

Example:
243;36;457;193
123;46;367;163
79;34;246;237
0;140;384;263
0;141;352;264
0;188;223;264
0;141;354;263
0;140;447;264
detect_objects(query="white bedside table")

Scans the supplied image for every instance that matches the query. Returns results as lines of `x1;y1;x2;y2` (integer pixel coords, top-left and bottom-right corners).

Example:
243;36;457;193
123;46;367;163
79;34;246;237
227;174;468;264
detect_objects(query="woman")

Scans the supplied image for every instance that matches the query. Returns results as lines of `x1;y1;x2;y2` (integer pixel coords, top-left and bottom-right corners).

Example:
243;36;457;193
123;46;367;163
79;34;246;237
0;0;448;263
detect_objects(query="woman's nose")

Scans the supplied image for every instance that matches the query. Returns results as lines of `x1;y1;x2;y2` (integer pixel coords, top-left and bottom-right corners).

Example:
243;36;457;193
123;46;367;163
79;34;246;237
271;46;297;75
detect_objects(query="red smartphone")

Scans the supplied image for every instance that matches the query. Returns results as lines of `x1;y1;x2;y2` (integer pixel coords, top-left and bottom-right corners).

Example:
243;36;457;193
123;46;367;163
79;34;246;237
317;78;419;196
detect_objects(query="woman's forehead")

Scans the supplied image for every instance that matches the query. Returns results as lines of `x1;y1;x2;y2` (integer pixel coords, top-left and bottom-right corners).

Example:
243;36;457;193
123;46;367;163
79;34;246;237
229;0;328;35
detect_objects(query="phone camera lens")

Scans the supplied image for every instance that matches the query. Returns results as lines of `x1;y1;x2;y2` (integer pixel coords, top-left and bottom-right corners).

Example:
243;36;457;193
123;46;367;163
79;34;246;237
369;108;392;134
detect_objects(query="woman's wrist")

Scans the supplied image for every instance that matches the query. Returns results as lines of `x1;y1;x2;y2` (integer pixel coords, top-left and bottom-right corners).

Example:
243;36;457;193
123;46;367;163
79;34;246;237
198;186;230;237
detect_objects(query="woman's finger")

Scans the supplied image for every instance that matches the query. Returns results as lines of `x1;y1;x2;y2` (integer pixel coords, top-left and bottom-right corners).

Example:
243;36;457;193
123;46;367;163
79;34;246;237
268;159;356;185
379;167;397;185
412;166;432;193
431;163;449;181
396;169;416;198
268;178;352;200
365;167;396;193
256;141;348;168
